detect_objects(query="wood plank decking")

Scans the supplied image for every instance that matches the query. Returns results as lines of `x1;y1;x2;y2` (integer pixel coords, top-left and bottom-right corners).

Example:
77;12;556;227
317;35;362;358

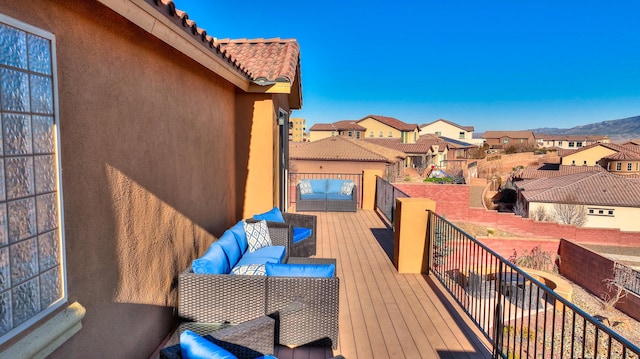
278;209;493;359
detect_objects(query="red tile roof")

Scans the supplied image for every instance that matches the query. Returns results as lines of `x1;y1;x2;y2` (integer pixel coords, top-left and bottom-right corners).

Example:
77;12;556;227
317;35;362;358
148;1;300;85
516;172;640;207
216;38;300;84
309;121;366;131
559;142;640;158
514;164;606;180
602;151;640;160
290;136;406;162
481;131;535;139
358;115;419;132
365;135;448;154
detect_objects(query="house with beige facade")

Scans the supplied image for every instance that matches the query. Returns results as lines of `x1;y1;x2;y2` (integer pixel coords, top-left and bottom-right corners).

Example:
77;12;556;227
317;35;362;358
358;115;419;143
0;1;301;357
514;171;640;231
535;134;610;149
419;118;483;145
290;117;307;142
560;142;640;168
308;120;366;142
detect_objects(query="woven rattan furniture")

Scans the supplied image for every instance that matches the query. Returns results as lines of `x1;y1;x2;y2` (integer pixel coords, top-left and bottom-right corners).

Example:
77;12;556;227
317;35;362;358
178;257;340;349
250;213;317;257
296;182;357;212
160;316;275;359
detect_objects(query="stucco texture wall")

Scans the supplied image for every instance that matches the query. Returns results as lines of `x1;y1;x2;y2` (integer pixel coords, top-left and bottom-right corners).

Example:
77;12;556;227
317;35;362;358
0;1;243;358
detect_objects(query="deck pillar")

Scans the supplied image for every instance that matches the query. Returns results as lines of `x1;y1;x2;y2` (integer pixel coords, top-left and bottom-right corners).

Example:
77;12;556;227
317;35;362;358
361;170;383;210
393;198;436;273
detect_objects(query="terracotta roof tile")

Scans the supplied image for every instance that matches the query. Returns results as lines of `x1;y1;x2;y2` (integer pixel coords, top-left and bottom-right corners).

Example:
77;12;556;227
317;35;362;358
602;151;640;160
358;115;419;131
290;136;406;162
365;135;447;154
516;171;640;207
514;164;606;180
216;38;300;83
309;121;366;131
147;1;300;85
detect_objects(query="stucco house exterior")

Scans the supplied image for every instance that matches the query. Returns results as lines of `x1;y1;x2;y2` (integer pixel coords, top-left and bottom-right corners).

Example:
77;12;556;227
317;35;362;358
308;120;366;142
0;1;301;358
365;135;449;169
419;119;483;145
358;115;419;144
514;172;640;231
560;142;636;167
535;134;610;149
290;136;406;181
481;130;536;149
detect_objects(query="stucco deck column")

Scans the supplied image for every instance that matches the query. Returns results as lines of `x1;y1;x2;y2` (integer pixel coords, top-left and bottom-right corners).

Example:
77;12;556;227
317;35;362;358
393;198;437;273
362;170;383;210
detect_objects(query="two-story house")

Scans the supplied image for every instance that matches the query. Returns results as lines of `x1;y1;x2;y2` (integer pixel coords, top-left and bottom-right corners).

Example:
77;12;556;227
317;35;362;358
308;121;366;142
482;130;537;149
419;119;479;143
358;115;419;144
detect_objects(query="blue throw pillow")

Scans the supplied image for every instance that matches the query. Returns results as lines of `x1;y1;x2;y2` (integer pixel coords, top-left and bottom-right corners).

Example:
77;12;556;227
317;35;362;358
309;179;327;193
326;179;345;193
180;330;237;359
229;220;248;254
216;230;242;268
292;227;312;243
192;242;230;274
253;207;285;223
265;263;335;278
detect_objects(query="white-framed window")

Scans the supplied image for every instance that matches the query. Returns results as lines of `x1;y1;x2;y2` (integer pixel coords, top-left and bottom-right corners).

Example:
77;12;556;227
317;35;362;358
558;141;563;146
388;131;392;137
569;142;575;147
356;131;360;139
616;162;622;171
503;138;509;144
378;131;382;137
348;131;353;137
459;132;465;139
577;142;583;147
369;131;373;137
0;14;66;345
628;163;632;171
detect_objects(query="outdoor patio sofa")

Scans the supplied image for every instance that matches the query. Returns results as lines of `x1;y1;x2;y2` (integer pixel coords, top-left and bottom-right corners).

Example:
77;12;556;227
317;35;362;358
296;178;357;212
179;220;339;349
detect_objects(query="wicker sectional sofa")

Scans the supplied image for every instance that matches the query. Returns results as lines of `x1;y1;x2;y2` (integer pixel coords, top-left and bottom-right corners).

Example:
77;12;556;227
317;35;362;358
179;221;339;349
296;178;357;212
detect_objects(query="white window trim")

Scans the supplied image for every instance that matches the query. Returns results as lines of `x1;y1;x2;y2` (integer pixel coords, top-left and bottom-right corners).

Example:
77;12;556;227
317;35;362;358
0;12;69;346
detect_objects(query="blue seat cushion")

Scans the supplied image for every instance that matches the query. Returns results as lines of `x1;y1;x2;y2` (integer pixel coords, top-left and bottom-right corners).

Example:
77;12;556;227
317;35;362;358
192;242;230;274
253;207;285;223
300;193;326;200
326;179;345;193
265;263;335;278
228;220;248;254
216;230;242;268
292;227;312;243
235;245;286;267
326;193;352;201
309;179;327;193
180;330;237;359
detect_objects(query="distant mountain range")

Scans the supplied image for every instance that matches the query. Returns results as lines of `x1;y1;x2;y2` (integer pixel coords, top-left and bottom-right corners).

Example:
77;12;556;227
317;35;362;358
530;115;640;143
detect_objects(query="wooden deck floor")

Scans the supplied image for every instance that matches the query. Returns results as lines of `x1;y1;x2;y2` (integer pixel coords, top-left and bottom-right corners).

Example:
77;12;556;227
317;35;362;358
277;209;493;359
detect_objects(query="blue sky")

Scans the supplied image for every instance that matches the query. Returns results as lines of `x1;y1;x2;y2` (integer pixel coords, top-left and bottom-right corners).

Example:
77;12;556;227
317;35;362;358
176;1;640;132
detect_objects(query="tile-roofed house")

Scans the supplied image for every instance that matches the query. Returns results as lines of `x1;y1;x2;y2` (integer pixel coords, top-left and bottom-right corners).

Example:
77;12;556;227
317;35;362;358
358;115;420;143
560;142;640;167
0;0;304;357
481;130;536;149
290;136;406;180
365;134;449;169
308;120;367;141
514;171;640;231
535;134;610;150
419;119;481;144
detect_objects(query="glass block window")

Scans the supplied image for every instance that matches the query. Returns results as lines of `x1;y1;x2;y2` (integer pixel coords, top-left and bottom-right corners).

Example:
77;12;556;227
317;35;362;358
0;14;65;344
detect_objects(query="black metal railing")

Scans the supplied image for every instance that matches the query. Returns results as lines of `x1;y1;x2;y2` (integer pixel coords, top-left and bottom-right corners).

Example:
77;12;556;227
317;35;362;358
614;262;640;297
427;211;640;359
288;172;363;209
375;175;409;226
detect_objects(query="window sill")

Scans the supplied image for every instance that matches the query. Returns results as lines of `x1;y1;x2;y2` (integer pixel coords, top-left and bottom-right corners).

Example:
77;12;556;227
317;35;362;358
0;302;86;359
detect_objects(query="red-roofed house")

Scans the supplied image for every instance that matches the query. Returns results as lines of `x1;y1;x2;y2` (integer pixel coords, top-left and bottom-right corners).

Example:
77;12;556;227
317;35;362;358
482;130;536;149
419;119;480;144
357;115;419;144
308;120;366;141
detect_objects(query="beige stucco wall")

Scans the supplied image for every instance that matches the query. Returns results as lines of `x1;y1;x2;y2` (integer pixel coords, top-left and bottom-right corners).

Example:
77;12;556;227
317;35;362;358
0;1;281;358
419;121;472;140
561;146;617;166
528;202;639;231
309;130;333;142
359;118;402;139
